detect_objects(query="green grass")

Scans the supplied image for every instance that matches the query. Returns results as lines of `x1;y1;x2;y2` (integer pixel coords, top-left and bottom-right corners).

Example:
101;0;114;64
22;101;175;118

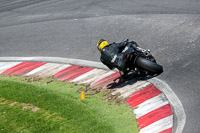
0;75;139;133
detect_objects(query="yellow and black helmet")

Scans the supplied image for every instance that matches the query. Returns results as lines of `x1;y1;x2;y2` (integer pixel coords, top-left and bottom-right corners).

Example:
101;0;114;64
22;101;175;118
97;39;109;51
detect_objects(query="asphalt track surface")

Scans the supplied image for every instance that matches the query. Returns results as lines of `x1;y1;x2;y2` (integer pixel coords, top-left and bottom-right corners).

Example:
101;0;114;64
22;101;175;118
0;0;200;132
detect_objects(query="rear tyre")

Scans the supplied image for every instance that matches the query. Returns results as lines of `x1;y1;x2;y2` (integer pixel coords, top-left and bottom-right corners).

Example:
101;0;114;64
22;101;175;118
135;57;163;74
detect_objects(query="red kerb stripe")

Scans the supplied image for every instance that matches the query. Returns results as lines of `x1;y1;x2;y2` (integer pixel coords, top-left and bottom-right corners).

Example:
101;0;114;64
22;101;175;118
1;62;46;75
1;62;30;74
54;65;80;78
137;104;173;129
10;62;46;75
125;84;162;107
159;127;173;133
61;67;94;82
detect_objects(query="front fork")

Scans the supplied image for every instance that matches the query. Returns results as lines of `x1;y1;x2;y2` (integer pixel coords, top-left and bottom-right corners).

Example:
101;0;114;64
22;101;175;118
121;46;155;77
127;50;155;76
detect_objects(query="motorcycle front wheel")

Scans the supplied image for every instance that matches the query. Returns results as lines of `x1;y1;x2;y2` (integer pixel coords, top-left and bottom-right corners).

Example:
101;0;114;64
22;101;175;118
135;56;163;74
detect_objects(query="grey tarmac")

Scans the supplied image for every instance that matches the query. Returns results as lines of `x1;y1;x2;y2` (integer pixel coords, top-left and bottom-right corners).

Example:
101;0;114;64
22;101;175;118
0;0;200;132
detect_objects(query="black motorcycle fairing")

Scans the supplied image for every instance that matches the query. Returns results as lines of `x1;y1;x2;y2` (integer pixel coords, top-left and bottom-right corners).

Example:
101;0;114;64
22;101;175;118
100;42;128;72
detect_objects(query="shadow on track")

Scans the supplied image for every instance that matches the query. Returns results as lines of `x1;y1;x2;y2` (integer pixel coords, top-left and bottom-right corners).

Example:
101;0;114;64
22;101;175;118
106;73;158;89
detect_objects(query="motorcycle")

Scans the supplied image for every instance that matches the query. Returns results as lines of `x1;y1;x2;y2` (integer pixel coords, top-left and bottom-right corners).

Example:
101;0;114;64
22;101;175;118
120;40;163;78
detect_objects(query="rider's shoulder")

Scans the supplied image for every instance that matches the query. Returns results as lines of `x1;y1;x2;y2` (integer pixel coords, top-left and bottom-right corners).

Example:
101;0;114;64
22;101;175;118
110;42;122;46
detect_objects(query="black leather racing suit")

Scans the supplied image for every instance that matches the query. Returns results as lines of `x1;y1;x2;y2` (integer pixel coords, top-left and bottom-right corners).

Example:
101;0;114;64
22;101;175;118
100;40;139;76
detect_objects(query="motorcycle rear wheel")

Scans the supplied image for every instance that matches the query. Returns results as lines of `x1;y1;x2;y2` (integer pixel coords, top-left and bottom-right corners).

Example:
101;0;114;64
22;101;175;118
135;56;163;74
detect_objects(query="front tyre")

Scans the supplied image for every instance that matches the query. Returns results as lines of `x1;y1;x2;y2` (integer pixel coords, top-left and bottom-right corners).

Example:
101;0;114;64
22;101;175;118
135;57;163;74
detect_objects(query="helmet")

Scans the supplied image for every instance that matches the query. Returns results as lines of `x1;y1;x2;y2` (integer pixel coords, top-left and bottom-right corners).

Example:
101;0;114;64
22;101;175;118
97;39;109;51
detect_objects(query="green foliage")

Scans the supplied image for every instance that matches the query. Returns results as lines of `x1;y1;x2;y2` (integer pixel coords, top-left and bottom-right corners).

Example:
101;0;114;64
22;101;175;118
0;75;139;133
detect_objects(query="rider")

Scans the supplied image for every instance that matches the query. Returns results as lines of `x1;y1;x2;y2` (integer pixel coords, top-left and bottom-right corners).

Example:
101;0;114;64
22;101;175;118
97;39;139;78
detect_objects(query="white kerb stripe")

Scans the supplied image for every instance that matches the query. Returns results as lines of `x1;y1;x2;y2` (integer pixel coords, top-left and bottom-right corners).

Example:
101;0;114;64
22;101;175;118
81;75;103;84
0;62;21;73
26;63;55;75
90;71;115;85
0;62;10;68
134;93;169;118
26;63;70;76
139;115;173;133
71;69;105;82
120;82;151;98
149;78;185;133
112;80;147;95
73;69;108;84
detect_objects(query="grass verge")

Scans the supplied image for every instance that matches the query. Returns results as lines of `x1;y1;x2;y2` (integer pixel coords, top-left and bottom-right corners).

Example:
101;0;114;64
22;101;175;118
0;75;139;133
